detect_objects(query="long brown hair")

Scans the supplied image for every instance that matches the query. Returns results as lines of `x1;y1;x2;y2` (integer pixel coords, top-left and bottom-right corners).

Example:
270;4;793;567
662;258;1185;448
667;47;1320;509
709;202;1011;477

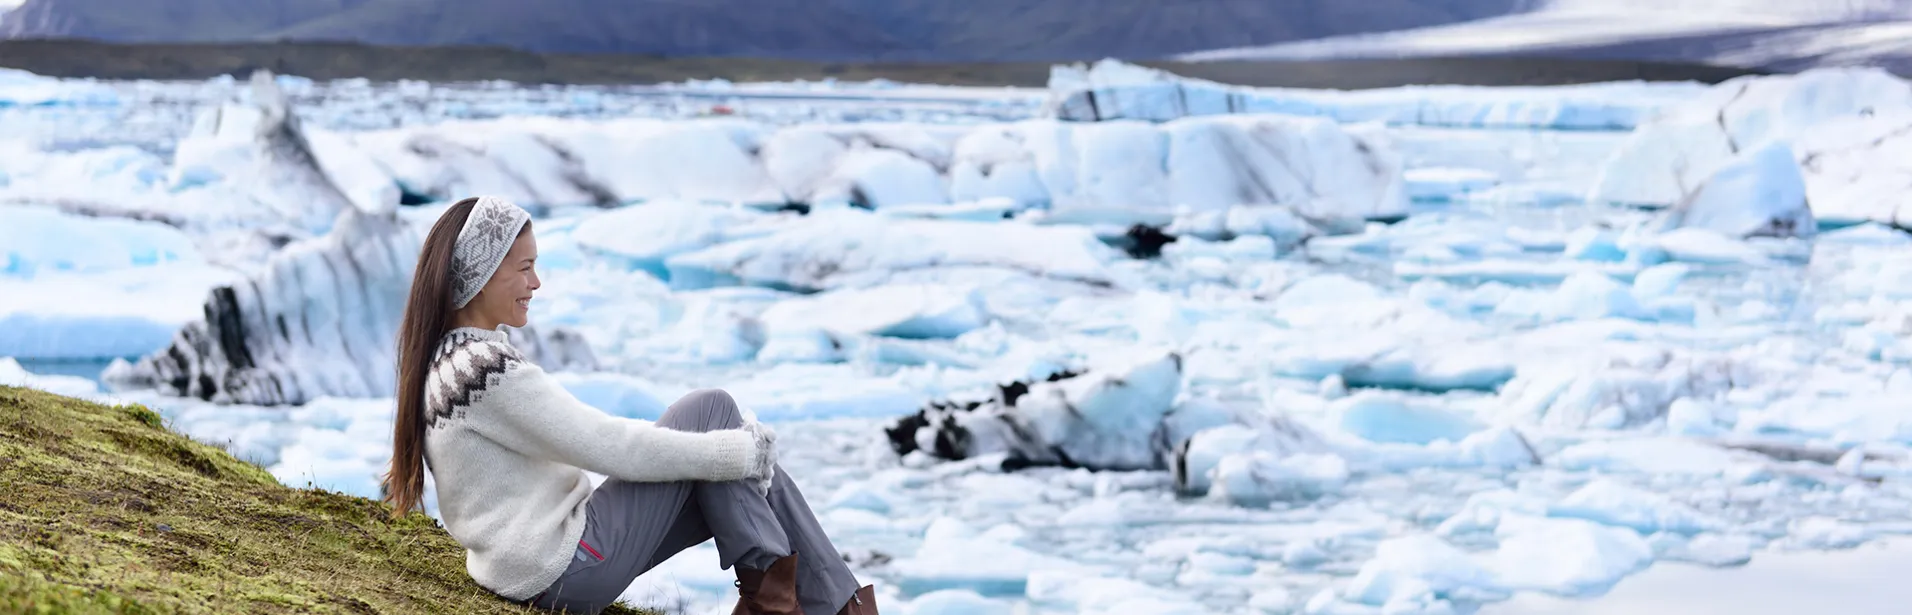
383;197;479;518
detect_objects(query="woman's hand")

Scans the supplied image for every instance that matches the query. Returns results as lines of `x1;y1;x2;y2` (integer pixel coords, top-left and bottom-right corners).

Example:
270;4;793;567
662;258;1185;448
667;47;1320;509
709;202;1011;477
740;419;778;496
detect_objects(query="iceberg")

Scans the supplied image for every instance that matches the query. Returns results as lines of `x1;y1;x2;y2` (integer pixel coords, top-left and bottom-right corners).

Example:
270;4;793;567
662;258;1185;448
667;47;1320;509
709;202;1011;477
1047;59;1693;130
101;209;593;406
0;68;119;107
570;200;785;279
335;113;1406;227
664;209;1123;292
1589;68;1912;229
885;351;1183;471
0;205;202;277
755;283;987;340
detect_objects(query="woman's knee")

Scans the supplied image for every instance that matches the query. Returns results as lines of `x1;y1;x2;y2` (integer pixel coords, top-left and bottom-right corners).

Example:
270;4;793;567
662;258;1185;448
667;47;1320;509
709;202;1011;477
659;388;743;430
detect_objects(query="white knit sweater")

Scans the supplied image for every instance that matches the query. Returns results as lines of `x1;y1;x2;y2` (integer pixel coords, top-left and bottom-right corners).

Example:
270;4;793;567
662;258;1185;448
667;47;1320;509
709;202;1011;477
422;327;758;600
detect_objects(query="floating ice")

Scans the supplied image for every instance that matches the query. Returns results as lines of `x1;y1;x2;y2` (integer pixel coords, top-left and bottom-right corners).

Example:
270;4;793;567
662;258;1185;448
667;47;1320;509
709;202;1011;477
1049;60;1681;130
890;516;1088;596
0;206;202;277
1208;451;1350;507
890;350;1183;470
0;68;119;107
1405;168;1500;201
665;209;1121;292
1330;392;1484;445
1489;515;1654;596
571;200;783;278
1657;141;1814;238
902;590;1008;615
0;358;114;401
757;284;987;340
1553;437;1751;477
0;263;240;360
1548;478;1726;535
1590;68;1912;228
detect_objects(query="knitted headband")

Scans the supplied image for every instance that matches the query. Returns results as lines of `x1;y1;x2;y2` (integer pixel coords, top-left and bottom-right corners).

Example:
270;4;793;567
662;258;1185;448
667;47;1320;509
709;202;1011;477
447;196;531;310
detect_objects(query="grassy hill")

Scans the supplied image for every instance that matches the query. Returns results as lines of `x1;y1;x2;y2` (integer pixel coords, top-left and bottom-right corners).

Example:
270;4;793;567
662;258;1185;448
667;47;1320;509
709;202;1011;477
0;385;646;614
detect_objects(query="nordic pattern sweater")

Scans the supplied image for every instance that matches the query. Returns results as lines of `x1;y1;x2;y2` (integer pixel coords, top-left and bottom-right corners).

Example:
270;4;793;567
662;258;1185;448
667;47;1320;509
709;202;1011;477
422;326;758;599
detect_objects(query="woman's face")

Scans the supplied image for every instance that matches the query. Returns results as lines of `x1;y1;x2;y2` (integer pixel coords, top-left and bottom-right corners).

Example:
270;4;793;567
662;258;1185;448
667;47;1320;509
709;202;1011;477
465;229;540;329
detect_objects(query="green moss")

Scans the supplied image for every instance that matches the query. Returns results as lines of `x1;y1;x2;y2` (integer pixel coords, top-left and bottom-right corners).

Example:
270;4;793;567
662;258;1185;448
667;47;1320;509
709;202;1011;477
0;386;652;614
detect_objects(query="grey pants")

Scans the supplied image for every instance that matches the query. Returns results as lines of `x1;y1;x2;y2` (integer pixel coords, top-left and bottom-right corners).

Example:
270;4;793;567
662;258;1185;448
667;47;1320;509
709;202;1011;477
528;389;860;615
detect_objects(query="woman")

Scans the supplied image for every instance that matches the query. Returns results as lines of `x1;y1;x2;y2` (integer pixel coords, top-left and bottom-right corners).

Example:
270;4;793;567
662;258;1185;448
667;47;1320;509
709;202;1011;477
382;196;877;615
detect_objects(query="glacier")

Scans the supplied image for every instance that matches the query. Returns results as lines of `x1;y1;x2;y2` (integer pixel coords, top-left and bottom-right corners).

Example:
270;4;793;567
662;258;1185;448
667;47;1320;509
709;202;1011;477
6;63;1912;615
1047;59;1706;130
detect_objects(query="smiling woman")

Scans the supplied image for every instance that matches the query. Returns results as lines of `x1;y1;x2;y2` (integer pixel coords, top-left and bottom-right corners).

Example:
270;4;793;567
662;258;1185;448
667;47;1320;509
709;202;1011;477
384;196;879;615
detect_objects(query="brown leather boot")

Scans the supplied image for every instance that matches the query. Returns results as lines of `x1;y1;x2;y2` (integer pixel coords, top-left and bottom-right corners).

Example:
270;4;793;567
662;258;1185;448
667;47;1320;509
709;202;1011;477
732;553;803;615
834;585;878;615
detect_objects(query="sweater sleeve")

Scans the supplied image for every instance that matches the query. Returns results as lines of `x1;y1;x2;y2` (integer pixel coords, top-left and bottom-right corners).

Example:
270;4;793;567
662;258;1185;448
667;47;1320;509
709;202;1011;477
464;358;758;483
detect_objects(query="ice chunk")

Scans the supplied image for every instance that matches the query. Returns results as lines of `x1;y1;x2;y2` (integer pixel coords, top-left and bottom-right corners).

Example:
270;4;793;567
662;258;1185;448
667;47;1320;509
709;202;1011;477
1554;438;1749;478
903;590;1007;615
571;201;780;278
1174;419;1327;495
0;263;240;360
1630;263;1691;301
1489;516;1654;596
665;209;1120;292
1661;533;1758;567
1435;490;1550;537
1659;141;1814;238
1495;271;1649;323
0;68;119;107
1562;226;1626;263
1344;534;1500;606
757;284;986;340
1590;68;1912;227
0;206;203;277
1208;451;1350;507
1405;168;1500;201
1026;571;1192;614
1162;115;1408;221
1548;478;1725;535
0;358;113;400
891;517;1087;596
890;350;1184;470
1629;227;1770;265
1049;60;1677;130
1331;392;1484;445
1785;517;1873;550
1665;398;1731;437
102;210;589;405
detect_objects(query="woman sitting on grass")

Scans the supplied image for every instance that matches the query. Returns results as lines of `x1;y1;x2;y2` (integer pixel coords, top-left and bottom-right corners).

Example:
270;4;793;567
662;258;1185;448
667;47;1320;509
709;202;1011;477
381;196;877;615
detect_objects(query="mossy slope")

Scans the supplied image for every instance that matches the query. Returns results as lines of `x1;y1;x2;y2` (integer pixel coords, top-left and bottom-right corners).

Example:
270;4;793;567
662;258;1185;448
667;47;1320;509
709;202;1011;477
0;386;644;614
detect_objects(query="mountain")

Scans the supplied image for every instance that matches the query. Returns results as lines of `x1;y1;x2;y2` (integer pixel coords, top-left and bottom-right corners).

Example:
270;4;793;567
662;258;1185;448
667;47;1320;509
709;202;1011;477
1180;0;1912;73
0;0;1524;62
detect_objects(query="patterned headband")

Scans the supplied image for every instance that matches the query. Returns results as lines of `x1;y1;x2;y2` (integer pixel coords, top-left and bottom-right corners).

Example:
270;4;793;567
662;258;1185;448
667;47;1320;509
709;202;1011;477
447;196;531;310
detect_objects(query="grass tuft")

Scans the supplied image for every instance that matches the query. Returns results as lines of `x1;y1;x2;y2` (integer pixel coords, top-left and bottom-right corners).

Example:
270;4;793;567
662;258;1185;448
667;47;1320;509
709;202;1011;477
0;386;651;614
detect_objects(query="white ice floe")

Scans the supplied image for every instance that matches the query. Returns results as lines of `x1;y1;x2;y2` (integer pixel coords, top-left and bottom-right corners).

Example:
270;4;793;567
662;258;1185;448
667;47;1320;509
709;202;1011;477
664;209;1124;291
756;283;988;340
890;516;1090;596
570;200;785;278
1590;67;1912;229
336;111;1410;226
0;68;119;107
1047;59;1694;130
0;358;119;401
